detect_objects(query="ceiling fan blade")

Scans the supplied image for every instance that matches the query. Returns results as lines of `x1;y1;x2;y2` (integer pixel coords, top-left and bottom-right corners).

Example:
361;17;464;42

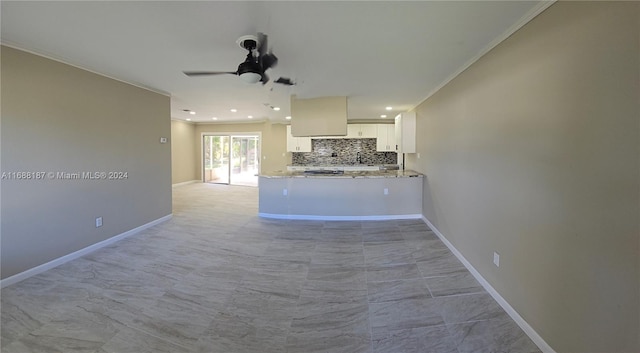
260;72;270;85
257;32;278;71
261;53;278;71
257;32;268;58
183;71;237;77
274;77;295;86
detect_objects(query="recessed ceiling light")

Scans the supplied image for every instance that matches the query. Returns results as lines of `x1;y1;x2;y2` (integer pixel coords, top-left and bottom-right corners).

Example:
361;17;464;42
186;118;191;121
230;109;237;113
189;111;196;115
285;116;291;120
212;117;218;120
273;107;281;111
385;106;393;111
380;115;387;118
248;115;253;119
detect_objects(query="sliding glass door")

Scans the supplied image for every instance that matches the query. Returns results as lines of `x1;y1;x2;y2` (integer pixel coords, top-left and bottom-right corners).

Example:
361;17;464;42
230;136;260;186
203;135;230;184
203;134;259;186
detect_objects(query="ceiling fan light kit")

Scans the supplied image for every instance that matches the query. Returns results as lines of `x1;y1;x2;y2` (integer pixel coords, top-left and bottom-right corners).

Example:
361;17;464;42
237;59;262;83
239;71;262;84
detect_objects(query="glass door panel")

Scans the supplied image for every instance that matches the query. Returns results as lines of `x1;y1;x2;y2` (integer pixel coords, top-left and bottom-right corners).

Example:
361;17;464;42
203;135;230;184
230;136;259;186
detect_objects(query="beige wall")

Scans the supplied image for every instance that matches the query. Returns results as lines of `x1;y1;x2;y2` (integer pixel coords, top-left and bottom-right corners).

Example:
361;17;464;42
171;119;197;184
406;2;639;352
192;121;288;178
1;46;172;279
262;122;288;172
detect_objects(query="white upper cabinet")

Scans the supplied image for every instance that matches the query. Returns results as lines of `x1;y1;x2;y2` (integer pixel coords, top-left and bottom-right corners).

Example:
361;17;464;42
395;112;416;154
347;124;377;138
288;124;379;145
376;124;397;152
286;125;312;152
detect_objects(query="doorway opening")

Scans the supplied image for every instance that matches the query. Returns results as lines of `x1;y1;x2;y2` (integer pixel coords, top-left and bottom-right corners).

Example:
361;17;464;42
203;134;260;187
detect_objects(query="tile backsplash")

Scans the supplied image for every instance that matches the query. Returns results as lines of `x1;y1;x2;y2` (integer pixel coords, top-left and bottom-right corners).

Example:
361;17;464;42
292;138;397;165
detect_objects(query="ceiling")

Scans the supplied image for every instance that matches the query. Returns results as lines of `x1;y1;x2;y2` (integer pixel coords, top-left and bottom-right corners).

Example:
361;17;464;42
1;1;550;124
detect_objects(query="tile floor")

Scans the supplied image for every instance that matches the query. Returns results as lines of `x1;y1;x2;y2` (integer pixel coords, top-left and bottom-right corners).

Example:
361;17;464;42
1;183;541;353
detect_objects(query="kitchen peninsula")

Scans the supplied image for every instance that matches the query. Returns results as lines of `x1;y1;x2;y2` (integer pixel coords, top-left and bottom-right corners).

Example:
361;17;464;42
258;169;423;220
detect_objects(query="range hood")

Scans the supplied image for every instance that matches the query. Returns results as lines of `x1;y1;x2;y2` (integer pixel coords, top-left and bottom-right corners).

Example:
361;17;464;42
290;95;347;137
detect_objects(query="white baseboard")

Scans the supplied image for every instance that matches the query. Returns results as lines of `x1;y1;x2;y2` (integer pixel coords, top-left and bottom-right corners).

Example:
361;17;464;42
0;214;173;288
421;216;556;353
172;180;200;188
258;213;422;221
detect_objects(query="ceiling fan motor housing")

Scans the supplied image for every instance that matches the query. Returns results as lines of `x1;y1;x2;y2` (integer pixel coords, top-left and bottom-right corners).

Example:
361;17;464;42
237;59;262;83
238;35;261;76
238;60;261;75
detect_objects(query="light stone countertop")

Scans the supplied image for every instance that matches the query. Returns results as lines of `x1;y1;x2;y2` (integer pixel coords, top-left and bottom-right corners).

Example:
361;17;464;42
260;169;424;179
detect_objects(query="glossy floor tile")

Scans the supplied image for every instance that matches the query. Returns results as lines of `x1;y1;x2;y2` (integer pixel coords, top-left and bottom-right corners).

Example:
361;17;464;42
1;183;541;353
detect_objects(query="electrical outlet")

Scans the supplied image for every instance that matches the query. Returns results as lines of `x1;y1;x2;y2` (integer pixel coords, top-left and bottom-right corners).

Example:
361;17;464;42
283;188;288;196
493;252;500;267
417;153;421;159
95;217;103;228
383;188;389;195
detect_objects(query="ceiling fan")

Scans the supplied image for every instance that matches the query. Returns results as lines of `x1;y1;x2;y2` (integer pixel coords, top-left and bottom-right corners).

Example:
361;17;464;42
183;33;294;85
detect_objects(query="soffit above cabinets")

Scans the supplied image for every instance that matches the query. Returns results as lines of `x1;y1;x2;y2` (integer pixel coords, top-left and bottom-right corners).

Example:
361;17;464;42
290;96;347;137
